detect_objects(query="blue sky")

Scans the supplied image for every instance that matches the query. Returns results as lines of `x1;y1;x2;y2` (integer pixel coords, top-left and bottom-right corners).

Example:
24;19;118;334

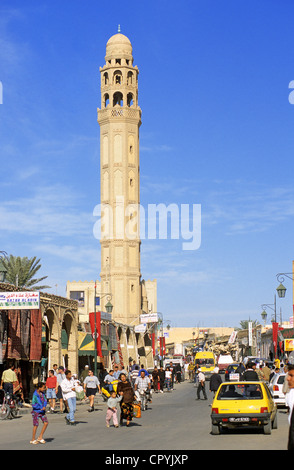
1;0;294;328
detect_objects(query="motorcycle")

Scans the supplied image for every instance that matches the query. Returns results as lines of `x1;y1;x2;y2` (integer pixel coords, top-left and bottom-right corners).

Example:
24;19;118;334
138;388;151;411
101;380;119;401
0;390;21;420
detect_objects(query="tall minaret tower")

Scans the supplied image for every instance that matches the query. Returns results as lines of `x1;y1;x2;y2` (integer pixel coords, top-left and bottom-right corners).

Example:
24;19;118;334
97;30;142;325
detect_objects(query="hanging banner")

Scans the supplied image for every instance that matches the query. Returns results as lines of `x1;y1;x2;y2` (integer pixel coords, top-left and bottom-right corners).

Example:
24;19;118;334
248;322;253;347
272;322;279;358
89;311;102;357
0;291;40;310
159;336;166;356
228;331;237;344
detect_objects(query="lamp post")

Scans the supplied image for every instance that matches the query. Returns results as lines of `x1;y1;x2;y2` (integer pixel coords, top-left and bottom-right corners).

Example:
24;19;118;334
261;294;277;323
276;272;293;299
261;310;267;326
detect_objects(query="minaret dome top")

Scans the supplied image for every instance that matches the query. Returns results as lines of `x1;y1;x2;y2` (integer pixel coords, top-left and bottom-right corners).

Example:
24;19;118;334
105;33;133;61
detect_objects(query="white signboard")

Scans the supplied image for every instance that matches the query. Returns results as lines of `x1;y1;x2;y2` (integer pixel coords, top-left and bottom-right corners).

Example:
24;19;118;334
229;373;240;381
0;291;40;310
140;313;158;324
134;323;147;333
248;321;253;347
228;331;237;344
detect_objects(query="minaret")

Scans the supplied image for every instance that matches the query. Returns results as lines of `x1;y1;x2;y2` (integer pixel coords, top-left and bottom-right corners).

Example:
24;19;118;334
97;30;142;325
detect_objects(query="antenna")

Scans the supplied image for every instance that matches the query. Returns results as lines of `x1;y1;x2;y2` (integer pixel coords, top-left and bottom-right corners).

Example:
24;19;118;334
118;24;121;33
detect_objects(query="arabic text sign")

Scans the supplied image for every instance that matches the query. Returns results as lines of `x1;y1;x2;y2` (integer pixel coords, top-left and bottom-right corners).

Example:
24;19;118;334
0;291;40;310
140;313;158;324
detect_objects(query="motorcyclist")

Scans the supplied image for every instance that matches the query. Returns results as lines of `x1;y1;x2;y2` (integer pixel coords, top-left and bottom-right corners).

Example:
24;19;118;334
134;370;151;403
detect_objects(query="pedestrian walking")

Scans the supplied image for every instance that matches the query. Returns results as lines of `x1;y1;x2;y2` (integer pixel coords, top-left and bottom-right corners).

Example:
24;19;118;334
46;369;58;413
242;362;259;381
130;365;140;387
209;367;222;397
56;366;67;413
197;368;207;400
286;365;294;450
152;367;160;392
262;362;271;382
106;390;122;428
158;366;165;393
165;367;172;392
0;362;17;395
61;370;77;425
30;382;48;445
83;369;101;412
117;373;135;427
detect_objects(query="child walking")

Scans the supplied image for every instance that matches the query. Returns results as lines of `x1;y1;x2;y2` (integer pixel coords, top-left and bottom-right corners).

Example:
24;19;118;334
106;391;122;428
30;382;48;444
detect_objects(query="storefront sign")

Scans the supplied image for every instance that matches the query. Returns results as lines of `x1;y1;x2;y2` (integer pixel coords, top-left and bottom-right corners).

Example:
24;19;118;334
140;312;158;323
285;338;294;352
0;291;40;310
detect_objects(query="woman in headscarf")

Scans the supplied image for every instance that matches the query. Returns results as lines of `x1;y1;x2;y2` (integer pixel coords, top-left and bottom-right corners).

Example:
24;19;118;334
117;373;135;426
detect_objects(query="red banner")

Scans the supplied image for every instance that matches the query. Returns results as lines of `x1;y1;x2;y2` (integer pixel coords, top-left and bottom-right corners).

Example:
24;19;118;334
159;336;166;356
272;322;281;359
89;311;102;357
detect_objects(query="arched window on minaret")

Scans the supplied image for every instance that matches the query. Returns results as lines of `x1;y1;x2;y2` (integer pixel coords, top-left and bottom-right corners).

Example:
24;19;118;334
127;93;134;107
113;91;123;107
113;70;122;85
103;72;109;85
127;71;133;85
104;93;110;108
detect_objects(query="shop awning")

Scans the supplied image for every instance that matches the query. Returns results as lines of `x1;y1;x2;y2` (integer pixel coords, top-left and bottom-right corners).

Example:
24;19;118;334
78;332;110;357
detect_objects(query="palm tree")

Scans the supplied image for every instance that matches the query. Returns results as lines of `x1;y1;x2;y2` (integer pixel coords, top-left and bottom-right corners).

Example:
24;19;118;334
237;319;260;330
1;255;50;290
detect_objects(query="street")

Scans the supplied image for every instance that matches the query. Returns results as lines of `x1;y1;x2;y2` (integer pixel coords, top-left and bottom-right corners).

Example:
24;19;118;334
0;379;290;451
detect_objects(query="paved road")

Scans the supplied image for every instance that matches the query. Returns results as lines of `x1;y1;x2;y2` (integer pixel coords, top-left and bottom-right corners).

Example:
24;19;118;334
0;379;290;451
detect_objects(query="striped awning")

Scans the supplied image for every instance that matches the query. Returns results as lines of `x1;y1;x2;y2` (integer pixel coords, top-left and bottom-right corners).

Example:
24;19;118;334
78;332;110;356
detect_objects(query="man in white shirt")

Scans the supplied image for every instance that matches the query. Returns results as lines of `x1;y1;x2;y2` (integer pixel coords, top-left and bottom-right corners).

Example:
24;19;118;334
61;370;77;425
196;368;207;400
134;371;151;402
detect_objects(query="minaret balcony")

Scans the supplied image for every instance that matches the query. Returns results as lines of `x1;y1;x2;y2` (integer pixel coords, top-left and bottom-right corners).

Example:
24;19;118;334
97;106;142;123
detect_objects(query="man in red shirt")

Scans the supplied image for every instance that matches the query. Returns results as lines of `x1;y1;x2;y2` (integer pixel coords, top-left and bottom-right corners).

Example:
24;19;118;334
45;370;58;413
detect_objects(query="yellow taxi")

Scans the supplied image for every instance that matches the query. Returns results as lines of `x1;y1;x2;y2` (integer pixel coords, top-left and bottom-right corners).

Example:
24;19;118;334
211;381;277;435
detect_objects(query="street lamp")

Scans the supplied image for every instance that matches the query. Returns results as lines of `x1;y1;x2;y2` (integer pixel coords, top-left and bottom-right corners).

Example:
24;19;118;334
276;272;293;298
105;300;113;314
261;295;277;323
261;310;267;325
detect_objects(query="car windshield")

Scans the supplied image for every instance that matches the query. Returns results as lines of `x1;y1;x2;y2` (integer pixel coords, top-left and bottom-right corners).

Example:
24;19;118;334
217;384;263;400
195;359;214;366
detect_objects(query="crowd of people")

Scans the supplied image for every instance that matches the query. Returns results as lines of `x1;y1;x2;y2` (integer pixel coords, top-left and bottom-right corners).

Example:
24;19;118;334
2;355;294;449
0;359;186;444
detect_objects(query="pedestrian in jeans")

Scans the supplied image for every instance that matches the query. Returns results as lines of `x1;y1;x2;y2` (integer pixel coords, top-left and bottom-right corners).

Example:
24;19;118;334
197;368;207;400
61;370;77;425
106;390;122;428
165;367;172;392
46;370;58;412
31;382;48;444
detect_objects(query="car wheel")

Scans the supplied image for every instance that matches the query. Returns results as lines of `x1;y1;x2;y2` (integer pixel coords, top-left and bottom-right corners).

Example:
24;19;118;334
211;423;220;435
263;421;272;435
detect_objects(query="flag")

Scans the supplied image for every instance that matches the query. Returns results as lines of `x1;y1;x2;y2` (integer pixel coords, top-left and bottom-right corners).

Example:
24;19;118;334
89;311;102;357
